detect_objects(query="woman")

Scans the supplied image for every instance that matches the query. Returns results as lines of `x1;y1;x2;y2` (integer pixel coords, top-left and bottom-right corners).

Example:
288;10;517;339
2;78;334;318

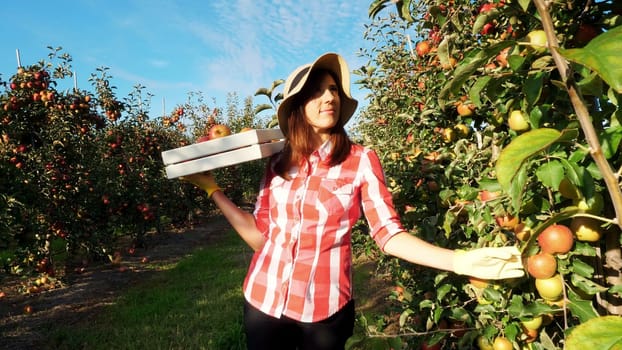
183;53;523;350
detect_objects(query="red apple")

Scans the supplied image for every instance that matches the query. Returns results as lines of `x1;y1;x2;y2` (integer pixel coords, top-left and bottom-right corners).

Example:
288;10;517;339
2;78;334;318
495;214;519;230
196;135;211;143
538;224;574;254
208;124;231;139
527;252;557;279
478;190;500;202
416;40;431;57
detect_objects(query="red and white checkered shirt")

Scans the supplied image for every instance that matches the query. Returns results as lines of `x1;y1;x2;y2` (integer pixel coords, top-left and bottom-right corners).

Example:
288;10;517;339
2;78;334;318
244;141;404;322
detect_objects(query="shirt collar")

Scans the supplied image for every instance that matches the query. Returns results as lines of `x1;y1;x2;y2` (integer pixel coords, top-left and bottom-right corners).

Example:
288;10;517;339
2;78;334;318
316;139;333;161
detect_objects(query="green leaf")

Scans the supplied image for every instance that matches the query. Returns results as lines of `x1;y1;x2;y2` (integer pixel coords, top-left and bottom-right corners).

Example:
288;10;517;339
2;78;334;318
496;128;561;193
368;0;391;19
508;54;526;72
469;76;492;107
269;79;284;92
557;128;580;143
610;284;622;295
437;34;456;68
437;283;452;300
573;241;597;257
568;288;599;323
253;104;273;115
570;259;595;278
601;125;622;159
524;71;544;107
576;69;604;96
399;308;414;327
254;87;270;96
508;295;555;318
535;160;564;189
443;210;456;237
566;316;622;350
529;104;550;129
517;0;530;11
387;337;403;350
571;273;608;295
439;41;515;105
509;162;528;213
504;323;521;342
399;0;414;23
558;25;622;93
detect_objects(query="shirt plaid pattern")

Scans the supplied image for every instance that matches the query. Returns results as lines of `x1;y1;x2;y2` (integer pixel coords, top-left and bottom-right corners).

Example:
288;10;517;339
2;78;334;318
244;141;404;322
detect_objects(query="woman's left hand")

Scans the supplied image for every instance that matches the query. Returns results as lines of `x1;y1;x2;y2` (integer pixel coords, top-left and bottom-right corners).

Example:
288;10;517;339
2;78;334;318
453;246;524;280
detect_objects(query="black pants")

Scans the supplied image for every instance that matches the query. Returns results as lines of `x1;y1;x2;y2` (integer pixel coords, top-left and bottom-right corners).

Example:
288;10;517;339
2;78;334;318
243;299;355;350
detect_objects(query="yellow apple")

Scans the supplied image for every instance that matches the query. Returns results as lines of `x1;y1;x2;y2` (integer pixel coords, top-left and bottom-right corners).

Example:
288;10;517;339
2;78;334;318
455;123;471;137
442;128;456;143
508;110;530;131
570;217;602;242
493;336;513;350
535;274;564;301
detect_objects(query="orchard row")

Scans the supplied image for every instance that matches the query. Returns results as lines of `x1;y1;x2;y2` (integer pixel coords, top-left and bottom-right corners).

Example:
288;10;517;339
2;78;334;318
0;58;264;288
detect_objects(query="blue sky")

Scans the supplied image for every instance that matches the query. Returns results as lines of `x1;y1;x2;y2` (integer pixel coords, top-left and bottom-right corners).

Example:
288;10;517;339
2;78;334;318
0;0;376;121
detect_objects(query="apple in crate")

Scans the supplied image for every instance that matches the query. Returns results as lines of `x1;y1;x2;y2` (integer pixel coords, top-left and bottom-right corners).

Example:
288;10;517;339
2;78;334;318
208;124;231;139
196;135;211;143
195;124;232;143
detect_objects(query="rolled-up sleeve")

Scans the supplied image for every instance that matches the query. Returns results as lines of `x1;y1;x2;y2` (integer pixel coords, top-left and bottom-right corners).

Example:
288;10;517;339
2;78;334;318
359;149;405;250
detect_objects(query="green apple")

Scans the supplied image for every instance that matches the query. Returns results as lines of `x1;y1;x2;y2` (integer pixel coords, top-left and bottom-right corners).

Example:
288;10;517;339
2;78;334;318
521;315;543;330
527;30;548;53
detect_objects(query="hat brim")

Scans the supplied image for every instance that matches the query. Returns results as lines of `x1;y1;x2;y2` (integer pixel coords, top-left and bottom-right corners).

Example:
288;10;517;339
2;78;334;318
277;53;358;135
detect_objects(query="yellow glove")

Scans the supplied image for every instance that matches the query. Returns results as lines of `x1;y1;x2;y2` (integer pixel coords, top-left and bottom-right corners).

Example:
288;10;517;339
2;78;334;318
180;172;222;198
453;246;524;280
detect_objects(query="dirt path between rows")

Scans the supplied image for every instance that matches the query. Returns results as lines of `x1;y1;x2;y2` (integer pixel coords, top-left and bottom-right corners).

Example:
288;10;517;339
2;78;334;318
0;214;233;350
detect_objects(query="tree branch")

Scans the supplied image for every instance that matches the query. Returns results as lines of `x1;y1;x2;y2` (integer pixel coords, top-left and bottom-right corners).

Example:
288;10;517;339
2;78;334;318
533;0;622;230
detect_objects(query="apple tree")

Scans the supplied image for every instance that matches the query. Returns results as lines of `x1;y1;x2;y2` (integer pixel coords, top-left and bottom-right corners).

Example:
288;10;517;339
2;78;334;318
350;0;622;348
0;48;200;280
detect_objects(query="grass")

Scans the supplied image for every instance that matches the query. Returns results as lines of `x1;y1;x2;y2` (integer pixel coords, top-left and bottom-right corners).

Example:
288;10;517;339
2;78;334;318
46;230;391;350
48;232;252;350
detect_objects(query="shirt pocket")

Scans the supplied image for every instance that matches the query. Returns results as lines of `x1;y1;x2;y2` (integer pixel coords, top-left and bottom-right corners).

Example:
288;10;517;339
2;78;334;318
317;178;354;215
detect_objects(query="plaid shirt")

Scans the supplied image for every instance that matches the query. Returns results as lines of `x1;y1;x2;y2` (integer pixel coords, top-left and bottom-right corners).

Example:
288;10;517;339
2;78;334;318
244;141;404;322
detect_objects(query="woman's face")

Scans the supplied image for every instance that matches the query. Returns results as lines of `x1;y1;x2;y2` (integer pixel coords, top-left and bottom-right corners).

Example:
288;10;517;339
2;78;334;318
302;72;341;141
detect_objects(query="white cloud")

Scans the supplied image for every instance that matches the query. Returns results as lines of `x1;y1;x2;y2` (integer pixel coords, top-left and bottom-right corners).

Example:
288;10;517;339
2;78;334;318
176;0;371;104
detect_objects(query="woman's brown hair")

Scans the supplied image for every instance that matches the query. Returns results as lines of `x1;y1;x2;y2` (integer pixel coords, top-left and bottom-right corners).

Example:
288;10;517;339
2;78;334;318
274;69;352;179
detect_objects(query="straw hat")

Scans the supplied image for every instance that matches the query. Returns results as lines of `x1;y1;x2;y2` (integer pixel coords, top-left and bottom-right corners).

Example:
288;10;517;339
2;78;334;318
277;53;358;135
